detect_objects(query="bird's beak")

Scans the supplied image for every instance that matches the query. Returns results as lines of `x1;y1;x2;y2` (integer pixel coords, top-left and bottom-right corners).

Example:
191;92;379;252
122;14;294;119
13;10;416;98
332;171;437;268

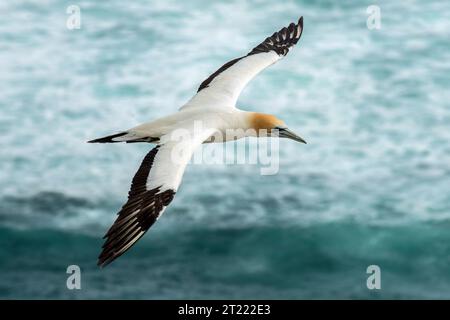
276;127;307;144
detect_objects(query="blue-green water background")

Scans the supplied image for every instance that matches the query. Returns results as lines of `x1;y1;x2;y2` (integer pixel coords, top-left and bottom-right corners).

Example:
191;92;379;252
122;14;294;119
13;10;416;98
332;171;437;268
1;0;450;299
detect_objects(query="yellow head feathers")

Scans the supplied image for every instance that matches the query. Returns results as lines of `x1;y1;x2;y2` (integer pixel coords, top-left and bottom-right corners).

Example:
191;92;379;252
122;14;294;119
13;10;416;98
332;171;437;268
249;113;286;132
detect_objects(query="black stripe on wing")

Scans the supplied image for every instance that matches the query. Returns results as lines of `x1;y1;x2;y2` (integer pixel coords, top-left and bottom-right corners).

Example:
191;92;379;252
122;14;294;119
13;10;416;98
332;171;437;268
98;146;176;267
197;16;303;92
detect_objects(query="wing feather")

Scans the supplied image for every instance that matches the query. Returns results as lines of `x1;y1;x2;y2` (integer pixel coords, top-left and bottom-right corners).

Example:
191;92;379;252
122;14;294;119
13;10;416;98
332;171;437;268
98;129;215;267
181;17;303;110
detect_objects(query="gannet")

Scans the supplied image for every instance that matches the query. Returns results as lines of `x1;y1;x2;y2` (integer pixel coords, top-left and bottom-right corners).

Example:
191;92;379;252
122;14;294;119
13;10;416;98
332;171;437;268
89;17;306;267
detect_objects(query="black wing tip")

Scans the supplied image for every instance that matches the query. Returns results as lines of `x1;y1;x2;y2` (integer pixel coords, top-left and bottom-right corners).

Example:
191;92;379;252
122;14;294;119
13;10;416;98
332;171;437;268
298;16;304;38
97;239;124;267
247;16;304;57
97;168;176;269
97;258;110;268
97;253;118;268
196;16;304;92
97;241;116;267
97;248;119;267
87;132;127;143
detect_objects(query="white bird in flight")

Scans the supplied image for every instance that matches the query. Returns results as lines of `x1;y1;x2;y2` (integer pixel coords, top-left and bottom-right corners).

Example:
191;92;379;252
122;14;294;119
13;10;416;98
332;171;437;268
89;16;306;267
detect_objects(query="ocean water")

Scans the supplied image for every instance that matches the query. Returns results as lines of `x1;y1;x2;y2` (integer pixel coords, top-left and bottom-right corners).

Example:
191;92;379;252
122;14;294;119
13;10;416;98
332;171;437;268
1;0;450;299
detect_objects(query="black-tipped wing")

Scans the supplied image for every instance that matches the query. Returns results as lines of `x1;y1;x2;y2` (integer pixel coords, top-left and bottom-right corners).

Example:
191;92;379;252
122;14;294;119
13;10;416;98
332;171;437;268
181;17;303;110
98;147;176;267
98;129;216;267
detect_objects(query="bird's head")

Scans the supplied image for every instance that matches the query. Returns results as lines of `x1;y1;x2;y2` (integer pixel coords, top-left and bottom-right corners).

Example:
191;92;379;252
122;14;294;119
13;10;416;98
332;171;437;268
249;112;306;144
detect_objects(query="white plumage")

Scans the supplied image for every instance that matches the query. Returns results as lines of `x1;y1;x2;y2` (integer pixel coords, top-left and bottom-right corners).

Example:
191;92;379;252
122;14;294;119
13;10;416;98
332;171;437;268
90;17;305;267
182;51;280;110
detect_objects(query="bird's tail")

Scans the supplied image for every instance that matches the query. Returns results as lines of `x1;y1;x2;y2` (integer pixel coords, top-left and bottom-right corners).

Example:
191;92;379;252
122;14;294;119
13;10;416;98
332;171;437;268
87;132;158;143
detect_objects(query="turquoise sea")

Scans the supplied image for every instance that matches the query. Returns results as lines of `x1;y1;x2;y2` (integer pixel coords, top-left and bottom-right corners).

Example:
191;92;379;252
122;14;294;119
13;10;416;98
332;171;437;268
1;0;450;299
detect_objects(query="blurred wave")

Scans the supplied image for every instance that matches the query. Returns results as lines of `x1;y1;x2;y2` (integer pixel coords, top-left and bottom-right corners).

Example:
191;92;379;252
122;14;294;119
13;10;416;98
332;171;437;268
2;222;450;299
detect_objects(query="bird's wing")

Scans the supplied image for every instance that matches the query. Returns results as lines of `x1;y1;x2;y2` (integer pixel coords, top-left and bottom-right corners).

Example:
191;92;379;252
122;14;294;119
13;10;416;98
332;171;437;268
98;128;215;267
180;17;303;110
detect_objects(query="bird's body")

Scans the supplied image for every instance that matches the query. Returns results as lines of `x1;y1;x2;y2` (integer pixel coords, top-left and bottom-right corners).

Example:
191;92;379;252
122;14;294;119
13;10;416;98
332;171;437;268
124;107;250;143
90;17;306;267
